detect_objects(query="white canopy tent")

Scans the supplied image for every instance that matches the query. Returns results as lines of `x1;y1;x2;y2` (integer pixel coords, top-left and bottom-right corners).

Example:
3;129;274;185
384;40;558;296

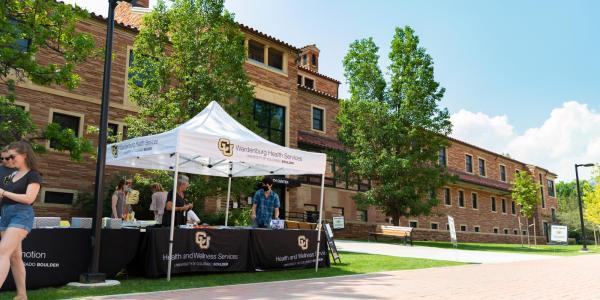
106;101;328;280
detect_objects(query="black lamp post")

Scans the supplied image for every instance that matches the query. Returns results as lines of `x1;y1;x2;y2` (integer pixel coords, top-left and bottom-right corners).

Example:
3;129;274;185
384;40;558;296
80;0;134;283
575;163;594;252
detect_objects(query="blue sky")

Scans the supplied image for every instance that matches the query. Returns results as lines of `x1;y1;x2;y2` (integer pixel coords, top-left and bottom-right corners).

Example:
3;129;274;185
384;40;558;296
63;0;600;180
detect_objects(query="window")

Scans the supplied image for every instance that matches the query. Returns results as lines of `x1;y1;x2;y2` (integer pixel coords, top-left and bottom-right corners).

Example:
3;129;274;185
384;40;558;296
311;53;317;66
501;198;506;213
297;75;302;85
444;188;451;205
539;174;545;208
460;225;467;232
491;197;496;212
446;223;450;230
513;229;518;235
511;201;516;214
9;18;30;52
504;229;509;235
43;191;75;205
431;223;439;230
458;191;465;207
304;204;317;212
522;230;527;236
474;226;480;233
50;112;81;149
478;158;486;176
409;221;418;228
268;48;283;70
465;154;473;173
248;40;265;63
302;54;308;65
332;206;344;217
127;49;144;87
547;180;555;197
500;165;507;182
493;228;499;234
438;147;447;166
253;99;285;146
471;193;478;209
304;77;314;89
312;107;324;131
551;208;556;223
357;210;368;222
108;123;119;137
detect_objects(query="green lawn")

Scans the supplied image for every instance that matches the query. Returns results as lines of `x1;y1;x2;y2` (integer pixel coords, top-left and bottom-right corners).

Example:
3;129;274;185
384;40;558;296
0;252;463;300
411;240;598;256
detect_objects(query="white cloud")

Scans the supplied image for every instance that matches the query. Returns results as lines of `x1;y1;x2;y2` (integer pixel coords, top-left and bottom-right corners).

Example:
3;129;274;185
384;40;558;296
451;101;600;181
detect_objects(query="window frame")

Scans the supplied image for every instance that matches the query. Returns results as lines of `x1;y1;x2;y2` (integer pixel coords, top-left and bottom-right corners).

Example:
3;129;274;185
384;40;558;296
460;224;467;232
253;99;286;146
47;108;85;150
478;157;486;177
499;164;507;182
491;196;497;212
547;179;556;197
471;192;478;210
430;222;439;230
438;147;447;166
473;225;480;233
493;227;499;234
465;154;473;173
501;198;507;214
311;105;326;133
409;220;418;228
458;190;465;208
40;187;78;207
444;187;451;206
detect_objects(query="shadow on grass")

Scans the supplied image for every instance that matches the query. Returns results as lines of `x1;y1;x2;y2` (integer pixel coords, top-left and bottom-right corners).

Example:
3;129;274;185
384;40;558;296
0;252;463;300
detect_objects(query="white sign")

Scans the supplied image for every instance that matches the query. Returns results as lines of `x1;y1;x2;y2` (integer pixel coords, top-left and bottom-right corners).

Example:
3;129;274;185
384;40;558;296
447;215;457;246
325;223;334;238
550;225;568;243
270;219;284;229
332;216;345;229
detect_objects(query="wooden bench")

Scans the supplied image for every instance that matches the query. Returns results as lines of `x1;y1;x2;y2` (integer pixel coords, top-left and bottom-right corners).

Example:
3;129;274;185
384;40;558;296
285;220;316;230
368;225;413;245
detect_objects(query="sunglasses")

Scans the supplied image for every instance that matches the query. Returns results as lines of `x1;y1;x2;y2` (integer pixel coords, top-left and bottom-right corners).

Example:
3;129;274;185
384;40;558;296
1;155;15;161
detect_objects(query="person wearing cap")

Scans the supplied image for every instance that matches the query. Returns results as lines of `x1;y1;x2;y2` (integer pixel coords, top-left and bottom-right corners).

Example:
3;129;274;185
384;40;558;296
162;175;193;227
251;177;280;228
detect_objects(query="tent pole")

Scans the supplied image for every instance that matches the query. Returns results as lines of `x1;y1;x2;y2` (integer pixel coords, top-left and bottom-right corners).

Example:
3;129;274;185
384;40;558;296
224;162;233;226
315;172;325;272
225;177;232;226
167;153;180;282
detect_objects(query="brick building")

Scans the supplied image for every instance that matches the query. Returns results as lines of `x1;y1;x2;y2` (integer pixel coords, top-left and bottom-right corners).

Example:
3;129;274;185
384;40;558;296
4;1;557;243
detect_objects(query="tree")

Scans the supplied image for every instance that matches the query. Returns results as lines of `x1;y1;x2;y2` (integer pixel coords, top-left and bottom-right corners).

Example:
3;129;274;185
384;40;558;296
556;180;593;241
0;0;95;159
337;26;453;226
583;183;600;246
124;0;258;212
512;171;541;246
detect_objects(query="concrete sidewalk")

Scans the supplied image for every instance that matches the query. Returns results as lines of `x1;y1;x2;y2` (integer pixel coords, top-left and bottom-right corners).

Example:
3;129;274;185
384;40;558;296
81;254;600;300
335;240;559;264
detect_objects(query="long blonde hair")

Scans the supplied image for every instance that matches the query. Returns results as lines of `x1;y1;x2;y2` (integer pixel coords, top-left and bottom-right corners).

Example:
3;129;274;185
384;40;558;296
150;183;164;193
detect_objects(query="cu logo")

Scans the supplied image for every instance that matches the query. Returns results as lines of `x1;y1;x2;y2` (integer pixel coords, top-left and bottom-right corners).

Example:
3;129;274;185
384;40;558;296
218;138;234;157
298;235;309;250
195;231;211;250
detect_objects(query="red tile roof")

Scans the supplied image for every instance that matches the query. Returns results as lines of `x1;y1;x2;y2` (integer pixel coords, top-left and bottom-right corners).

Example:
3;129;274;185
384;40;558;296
239;24;299;51
298;131;345;151
448;169;512;192
298;65;341;84
298;85;338;101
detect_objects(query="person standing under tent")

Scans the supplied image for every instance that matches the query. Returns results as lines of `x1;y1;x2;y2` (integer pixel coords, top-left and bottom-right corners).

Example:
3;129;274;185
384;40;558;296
0;141;43;300
162;175;193;227
111;179;126;219
149;183;168;224
252;177;280;228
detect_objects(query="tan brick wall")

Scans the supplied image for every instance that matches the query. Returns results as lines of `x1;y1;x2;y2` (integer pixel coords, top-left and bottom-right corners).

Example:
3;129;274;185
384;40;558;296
295;89;339;139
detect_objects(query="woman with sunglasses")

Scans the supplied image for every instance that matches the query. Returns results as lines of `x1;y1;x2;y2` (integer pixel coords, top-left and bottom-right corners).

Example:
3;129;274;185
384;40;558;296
0;147;16;184
0;141;42;300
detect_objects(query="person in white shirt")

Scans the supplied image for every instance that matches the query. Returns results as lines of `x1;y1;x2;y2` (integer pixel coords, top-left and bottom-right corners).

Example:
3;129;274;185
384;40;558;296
149;183;167;224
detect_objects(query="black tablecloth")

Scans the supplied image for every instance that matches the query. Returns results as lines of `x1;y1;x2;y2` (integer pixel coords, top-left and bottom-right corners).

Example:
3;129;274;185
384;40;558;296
142;228;251;277
1;228;141;290
250;229;330;270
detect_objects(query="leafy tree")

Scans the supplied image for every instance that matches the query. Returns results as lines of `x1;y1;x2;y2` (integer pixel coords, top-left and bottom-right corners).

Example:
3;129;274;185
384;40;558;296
512;171;541;246
337;26;453;226
556;180;594;241
0;0;95;159
124;0;258;213
583;183;600;245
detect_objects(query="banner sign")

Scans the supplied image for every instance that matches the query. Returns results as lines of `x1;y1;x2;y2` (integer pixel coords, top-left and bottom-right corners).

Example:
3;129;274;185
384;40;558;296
447;215;458;246
2;228;140;290
324;224;341;264
143;228;250;277
332;216;345;229
550;225;568;243
250;229;329;270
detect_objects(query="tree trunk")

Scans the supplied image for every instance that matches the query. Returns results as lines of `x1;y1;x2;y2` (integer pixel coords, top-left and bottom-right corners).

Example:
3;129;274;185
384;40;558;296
533;217;537;247
526;218;531;247
392;212;400;226
594;226;598;247
518;215;524;247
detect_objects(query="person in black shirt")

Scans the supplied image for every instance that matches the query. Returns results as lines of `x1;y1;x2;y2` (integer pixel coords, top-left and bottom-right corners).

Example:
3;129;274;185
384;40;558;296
0;141;42;300
0;147;16;185
162;175;193;227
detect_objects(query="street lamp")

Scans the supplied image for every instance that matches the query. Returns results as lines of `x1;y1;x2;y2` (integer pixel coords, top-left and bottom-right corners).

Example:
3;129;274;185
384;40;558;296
80;0;135;284
575;163;594;252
